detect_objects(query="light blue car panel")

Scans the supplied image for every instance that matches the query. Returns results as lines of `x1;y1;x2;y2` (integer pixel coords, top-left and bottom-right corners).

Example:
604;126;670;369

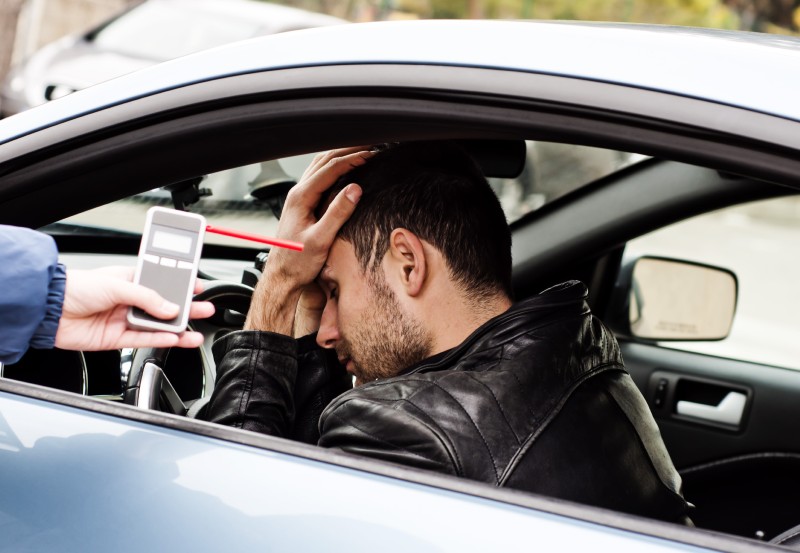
2;20;800;144
0;390;712;552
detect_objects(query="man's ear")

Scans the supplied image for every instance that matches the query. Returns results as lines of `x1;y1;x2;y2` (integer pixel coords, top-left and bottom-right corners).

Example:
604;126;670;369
387;228;426;297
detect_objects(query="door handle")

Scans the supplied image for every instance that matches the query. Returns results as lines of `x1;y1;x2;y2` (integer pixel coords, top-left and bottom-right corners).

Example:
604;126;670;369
676;391;747;426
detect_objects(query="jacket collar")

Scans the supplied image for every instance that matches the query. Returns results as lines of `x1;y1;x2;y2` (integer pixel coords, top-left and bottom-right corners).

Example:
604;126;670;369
400;280;590;375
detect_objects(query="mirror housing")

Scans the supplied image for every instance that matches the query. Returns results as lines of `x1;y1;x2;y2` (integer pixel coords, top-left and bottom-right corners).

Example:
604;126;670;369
609;256;737;342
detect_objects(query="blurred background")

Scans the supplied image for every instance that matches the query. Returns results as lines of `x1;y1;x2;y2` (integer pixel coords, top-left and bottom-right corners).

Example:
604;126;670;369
1;0;799;93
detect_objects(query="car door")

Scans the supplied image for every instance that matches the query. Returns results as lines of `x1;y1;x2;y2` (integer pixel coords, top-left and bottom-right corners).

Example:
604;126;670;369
9;384;691;553
2;50;799;552
509;150;800;544
616;194;800;541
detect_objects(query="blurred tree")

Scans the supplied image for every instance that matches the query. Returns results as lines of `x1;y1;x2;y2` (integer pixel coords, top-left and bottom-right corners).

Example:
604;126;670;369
723;0;799;31
0;0;25;81
269;0;796;32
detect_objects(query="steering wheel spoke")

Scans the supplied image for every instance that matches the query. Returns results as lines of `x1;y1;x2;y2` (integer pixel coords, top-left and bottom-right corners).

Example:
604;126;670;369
123;281;254;416
137;362;187;415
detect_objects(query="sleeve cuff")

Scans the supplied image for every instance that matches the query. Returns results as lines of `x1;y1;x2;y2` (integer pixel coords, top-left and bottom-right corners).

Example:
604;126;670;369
29;263;66;350
211;329;298;366
297;332;321;355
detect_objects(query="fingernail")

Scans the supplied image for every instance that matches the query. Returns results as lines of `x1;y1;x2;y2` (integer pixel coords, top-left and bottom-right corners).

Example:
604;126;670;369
161;300;179;314
345;184;362;204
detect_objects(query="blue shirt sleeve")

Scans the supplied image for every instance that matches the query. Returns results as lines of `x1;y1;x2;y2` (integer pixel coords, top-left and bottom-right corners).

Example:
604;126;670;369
0;226;66;365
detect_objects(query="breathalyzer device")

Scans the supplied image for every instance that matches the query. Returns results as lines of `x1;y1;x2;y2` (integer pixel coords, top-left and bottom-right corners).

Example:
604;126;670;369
127;206;206;333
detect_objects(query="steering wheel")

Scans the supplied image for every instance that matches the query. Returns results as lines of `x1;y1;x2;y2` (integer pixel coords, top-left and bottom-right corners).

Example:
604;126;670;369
123;281;253;416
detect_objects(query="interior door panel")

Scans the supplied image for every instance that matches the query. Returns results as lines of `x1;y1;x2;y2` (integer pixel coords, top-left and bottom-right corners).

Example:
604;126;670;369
622;341;800;540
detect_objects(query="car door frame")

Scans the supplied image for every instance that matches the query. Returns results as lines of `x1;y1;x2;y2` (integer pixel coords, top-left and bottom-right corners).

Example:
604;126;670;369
1;61;799;551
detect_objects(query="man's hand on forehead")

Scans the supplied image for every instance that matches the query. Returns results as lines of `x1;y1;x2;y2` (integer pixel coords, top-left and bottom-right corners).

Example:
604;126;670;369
271;147;373;282
296;146;375;211
244;147;374;333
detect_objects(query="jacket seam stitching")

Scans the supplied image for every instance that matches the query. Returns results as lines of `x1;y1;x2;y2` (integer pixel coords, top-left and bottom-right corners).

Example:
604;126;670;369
400;396;464;474
508;370;536;420
326;407;455;469
428;381;501;483
235;344;257;428
325;390;462;472
463;371;521;446
498;362;622;484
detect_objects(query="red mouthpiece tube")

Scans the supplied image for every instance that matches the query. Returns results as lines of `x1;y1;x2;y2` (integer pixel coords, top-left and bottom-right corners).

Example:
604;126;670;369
205;225;304;251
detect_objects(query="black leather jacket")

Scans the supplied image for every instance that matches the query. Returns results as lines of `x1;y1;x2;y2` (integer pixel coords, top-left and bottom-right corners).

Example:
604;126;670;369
202;281;690;523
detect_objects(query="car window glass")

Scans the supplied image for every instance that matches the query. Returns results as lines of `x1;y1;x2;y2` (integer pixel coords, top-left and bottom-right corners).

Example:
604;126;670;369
490;141;643;222
625;195;800;370
56;158;295;265
56;142;638;246
92;2;262;60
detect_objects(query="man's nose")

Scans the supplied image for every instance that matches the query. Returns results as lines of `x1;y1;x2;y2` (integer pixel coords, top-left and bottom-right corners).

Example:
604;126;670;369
316;304;340;349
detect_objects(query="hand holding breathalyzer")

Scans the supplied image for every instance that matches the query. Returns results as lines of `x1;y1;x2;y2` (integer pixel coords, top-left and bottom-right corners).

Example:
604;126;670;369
56;266;214;351
125;205;305;340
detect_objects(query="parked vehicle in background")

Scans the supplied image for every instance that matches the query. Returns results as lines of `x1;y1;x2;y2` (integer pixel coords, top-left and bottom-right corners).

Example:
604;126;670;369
0;0;345;117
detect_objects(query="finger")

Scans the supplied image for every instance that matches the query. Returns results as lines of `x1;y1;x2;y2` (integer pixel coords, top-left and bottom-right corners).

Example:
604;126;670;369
188;301;215;320
315;183;362;245
110;330;181;349
98;269;205;302
301;151;336;181
108;328;205;349
93;266;136;280
301;146;374;180
173;331;206;348
292;151;373;208
296;149;370;200
109;280;181;320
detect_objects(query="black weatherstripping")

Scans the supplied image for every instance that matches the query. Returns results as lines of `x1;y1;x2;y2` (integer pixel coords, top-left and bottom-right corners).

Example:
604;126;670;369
2;64;800;228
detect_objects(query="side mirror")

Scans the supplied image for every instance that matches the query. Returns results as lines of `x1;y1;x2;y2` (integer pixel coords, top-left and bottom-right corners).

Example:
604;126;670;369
610;256;737;341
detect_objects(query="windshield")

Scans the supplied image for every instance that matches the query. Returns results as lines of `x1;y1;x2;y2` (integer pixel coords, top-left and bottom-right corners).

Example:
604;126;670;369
91;2;263;60
53;141;642;261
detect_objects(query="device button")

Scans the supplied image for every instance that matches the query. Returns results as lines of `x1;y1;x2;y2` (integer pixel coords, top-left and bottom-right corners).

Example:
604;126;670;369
160;257;177;268
177;261;193;270
143;254;160;264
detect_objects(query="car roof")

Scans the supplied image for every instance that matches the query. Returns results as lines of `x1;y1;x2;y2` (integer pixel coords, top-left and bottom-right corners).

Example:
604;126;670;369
2;19;800;144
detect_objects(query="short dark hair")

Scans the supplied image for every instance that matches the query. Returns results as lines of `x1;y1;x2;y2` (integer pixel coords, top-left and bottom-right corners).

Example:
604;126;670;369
329;141;512;298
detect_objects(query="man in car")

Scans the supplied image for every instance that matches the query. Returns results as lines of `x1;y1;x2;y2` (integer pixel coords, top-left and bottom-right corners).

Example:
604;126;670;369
203;142;691;523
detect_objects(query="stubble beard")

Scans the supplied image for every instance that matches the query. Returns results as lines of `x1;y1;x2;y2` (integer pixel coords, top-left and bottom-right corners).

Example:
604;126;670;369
336;273;432;385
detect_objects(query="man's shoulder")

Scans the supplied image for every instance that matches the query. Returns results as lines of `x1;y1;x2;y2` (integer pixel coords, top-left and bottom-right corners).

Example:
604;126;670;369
331;373;443;405
325;366;518;418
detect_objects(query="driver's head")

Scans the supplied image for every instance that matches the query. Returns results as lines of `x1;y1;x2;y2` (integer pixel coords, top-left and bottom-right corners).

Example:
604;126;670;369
316;141;512;385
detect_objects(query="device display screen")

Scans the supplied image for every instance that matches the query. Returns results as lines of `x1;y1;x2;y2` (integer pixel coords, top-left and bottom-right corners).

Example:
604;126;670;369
152;229;193;255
